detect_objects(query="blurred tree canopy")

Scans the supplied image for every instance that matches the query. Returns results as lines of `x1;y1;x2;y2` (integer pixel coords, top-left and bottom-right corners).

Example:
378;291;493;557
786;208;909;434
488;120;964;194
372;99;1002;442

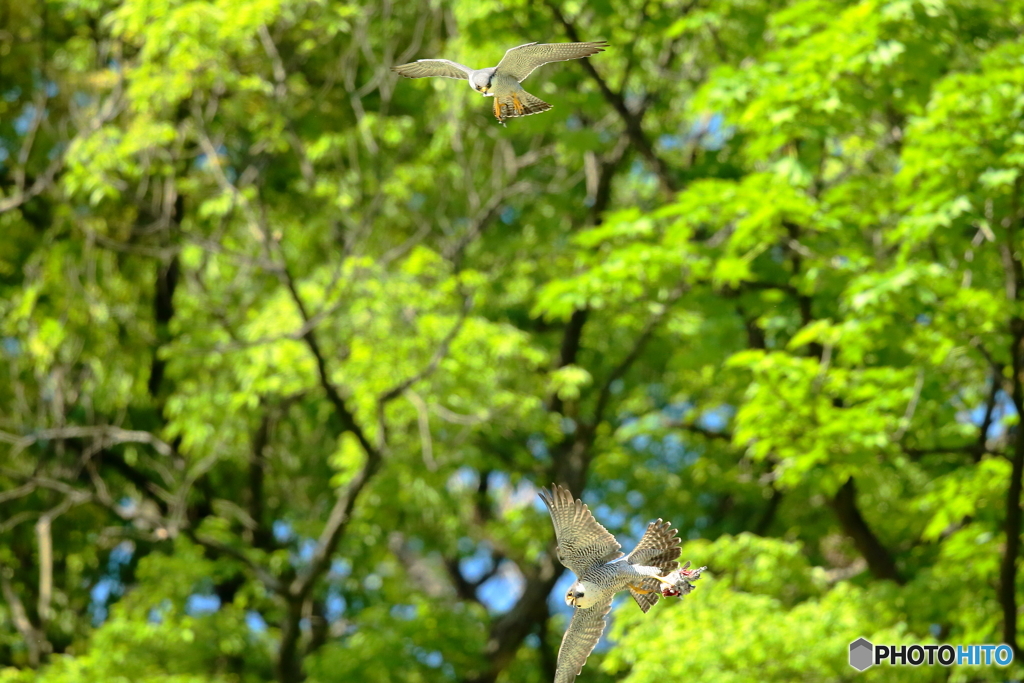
2;0;1024;681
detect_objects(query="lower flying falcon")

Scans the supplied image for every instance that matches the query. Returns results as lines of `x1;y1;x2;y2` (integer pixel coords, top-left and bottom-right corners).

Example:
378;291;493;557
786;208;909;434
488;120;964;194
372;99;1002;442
539;483;705;683
391;41;607;125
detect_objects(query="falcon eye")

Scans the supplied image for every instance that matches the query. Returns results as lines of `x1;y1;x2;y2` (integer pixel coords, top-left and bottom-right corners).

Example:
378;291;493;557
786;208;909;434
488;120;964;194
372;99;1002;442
574;590;584;598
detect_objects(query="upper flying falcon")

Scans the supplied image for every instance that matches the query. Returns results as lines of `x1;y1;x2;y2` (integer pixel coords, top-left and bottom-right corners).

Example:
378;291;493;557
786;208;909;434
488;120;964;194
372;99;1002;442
391;41;607;125
539;483;705;683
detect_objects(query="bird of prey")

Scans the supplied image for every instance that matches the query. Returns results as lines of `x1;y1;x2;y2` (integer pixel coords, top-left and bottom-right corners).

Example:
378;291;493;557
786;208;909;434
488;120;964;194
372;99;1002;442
539;483;694;683
391;41;607;125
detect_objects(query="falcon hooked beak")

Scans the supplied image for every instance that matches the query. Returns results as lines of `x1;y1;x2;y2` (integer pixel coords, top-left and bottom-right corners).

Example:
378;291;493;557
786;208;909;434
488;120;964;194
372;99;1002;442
565;581;597;608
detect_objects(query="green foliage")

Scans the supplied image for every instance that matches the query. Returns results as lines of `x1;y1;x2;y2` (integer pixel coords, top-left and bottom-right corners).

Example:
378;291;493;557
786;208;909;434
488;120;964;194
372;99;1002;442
4;0;1024;681
606;540;940;683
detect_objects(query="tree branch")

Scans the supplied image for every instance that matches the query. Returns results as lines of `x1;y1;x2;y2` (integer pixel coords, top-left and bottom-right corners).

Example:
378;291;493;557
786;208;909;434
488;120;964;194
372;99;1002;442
0;564;46;666
593;284;686;424
464;554;560;683
753;486;782;536
378;291;473;405
662;418;733;442
0;425;177;458
188;531;284;594
36;516;53;628
549;308;589;416
829;476;904;584
1000;174;1024;657
249;405;275;550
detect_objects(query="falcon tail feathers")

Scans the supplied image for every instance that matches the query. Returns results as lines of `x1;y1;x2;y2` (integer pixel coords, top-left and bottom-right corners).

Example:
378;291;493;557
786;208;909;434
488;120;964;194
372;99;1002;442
627;518;681;571
624;520;680;613
628;585;660;613
516;91;552;115
495;91;552;122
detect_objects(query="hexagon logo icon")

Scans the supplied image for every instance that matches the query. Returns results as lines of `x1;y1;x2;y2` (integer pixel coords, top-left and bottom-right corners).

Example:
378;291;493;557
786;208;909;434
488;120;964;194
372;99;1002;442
849;638;874;671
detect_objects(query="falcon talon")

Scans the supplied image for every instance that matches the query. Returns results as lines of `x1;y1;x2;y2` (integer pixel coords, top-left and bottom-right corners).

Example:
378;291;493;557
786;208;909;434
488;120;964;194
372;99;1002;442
392;40;607;124
540;483;693;682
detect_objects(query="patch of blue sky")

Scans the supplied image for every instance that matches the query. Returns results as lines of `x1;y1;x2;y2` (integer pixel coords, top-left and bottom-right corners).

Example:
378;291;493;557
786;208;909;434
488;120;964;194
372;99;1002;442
626;489;645;509
87;541;135;625
487;470;510;491
698;405;734;432
459;543;495;583
478;560;524;613
330;558;352;579
296;538;316;563
659;134;683;150
592;504;627;532
325;592;346;622
148;599;172;625
273;519;294;542
527;434;550;460
390;603;418;620
245;610;268;632
89;577;119;625
108;540;134;567
447;466;478;493
13;105;37;135
186;592;221;616
413;647;444;668
606;479;626;494
629;433;652;452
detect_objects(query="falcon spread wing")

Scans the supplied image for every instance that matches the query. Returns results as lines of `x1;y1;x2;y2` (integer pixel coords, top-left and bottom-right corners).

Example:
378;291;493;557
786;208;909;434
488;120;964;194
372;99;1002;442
391;59;473;80
495;41;607;82
555;595;614;683
539;483;622;577
626;518;681;613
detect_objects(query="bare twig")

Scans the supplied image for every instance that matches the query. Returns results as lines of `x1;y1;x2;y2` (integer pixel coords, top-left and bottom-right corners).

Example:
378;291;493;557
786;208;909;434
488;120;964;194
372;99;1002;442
0;482;38;505
545;2;679;193
36;517;53;626
407;391;436;471
0;425;176;458
892;369;925;442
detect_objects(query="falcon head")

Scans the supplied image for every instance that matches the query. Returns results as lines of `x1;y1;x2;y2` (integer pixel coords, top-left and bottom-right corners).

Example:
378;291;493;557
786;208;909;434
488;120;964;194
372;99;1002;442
565;580;599;608
470;69;494;94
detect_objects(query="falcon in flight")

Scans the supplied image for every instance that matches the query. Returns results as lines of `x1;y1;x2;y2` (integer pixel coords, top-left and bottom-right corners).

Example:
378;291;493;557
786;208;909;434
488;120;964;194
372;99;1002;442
391;41;607;125
540;483;702;683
